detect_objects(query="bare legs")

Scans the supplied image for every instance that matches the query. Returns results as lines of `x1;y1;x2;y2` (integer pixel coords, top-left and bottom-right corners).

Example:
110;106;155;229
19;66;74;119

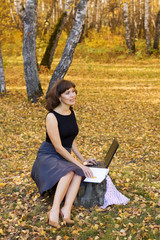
49;172;82;225
61;174;82;219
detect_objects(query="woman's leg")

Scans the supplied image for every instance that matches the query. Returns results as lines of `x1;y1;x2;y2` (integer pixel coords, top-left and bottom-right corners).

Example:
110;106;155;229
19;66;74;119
61;174;82;219
49;171;74;223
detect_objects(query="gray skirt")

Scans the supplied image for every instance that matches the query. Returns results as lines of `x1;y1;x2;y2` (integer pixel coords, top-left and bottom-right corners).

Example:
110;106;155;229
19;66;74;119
31;141;85;195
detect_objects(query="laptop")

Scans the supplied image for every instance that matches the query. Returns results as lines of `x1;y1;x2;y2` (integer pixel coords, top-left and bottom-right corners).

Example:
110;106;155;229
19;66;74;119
97;137;119;168
84;138;119;183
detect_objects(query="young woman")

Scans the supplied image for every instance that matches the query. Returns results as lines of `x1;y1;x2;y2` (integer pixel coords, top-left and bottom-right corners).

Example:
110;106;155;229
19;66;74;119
31;79;97;228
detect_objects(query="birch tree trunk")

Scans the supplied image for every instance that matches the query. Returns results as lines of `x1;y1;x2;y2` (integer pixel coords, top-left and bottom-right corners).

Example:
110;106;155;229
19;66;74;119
40;0;73;69
42;0;55;36
23;0;43;102
130;0;136;52
46;0;89;96
0;44;6;94
123;2;132;52
95;0;101;32
144;0;151;52
40;12;67;69
40;0;74;69
14;0;25;22
138;0;144;38
153;10;160;49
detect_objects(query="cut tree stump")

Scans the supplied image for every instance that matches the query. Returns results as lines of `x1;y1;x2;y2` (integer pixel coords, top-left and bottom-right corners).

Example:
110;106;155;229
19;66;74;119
74;179;106;208
74;161;107;208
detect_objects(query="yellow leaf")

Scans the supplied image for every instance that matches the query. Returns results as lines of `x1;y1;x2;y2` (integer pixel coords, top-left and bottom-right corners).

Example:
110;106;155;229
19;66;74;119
40;226;45;235
0;183;5;188
115;224;120;228
72;229;80;235
92;224;99;230
63;236;70;240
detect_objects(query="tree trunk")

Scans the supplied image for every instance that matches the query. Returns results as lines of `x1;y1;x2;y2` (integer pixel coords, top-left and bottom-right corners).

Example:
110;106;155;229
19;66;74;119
75;180;106;208
95;0;101;32
46;0;89;97
0;44;6;94
42;0;55;36
144;0;151;52
23;0;43;102
130;0;137;53
14;0;25;22
123;2;132;52
138;0;145;38
153;10;160;49
40;0;74;69
91;0;97;29
40;12;67;69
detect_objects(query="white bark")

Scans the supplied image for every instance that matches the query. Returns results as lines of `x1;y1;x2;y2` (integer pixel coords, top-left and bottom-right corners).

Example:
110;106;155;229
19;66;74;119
14;0;25;21
144;0;151;51
123;2;132;51
0;44;6;94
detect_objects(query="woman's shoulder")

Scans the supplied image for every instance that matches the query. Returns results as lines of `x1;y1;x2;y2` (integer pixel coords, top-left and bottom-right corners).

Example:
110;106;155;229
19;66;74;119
46;111;57;122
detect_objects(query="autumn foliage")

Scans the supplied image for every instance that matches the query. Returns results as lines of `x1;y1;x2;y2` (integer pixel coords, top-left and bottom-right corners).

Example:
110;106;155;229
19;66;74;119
0;48;159;239
0;1;160;239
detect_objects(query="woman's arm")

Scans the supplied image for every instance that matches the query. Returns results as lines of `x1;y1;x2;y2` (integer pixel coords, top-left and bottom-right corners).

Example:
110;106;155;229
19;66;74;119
46;113;93;178
72;140;97;166
71;140;85;163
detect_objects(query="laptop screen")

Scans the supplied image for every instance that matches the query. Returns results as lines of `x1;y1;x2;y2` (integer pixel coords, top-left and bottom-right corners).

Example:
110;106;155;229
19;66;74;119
104;138;119;168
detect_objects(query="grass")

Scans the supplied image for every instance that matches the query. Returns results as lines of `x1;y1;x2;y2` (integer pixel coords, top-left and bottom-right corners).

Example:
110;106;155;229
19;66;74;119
0;38;160;239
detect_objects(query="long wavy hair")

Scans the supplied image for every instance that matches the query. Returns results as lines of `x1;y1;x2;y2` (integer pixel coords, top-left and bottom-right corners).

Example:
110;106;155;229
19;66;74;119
46;79;77;111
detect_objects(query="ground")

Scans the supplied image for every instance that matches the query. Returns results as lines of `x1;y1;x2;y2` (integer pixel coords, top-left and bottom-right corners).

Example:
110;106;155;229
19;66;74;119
0;55;160;239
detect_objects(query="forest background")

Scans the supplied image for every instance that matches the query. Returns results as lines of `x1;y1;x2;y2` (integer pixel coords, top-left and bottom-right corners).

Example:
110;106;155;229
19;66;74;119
0;0;160;239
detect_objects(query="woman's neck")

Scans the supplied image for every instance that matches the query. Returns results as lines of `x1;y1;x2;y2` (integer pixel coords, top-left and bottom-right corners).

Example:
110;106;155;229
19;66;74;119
54;104;71;115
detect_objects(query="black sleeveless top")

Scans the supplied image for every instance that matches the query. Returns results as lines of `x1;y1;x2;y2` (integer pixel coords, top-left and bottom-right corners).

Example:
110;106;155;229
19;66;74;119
46;109;79;148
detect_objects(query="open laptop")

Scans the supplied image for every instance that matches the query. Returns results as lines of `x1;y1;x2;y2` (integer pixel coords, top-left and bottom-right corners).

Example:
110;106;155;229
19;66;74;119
97;137;119;168
84;138;119;183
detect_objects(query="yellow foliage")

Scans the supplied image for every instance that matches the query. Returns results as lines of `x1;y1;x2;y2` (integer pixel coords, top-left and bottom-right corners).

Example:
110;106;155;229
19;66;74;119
84;27;125;50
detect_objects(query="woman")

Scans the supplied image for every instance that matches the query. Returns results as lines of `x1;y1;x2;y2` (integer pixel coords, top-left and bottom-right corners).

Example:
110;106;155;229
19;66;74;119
31;79;97;228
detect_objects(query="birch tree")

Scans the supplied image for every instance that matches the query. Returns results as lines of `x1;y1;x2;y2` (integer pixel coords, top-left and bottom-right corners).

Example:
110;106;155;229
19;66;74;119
23;0;43;102
144;0;151;51
130;0;137;52
14;0;25;23
46;0;89;96
123;2;132;52
40;0;74;69
153;9;160;49
137;0;144;38
0;43;6;94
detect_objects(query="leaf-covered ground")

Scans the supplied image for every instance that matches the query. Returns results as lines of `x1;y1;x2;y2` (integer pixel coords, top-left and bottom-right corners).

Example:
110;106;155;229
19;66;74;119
0;56;160;239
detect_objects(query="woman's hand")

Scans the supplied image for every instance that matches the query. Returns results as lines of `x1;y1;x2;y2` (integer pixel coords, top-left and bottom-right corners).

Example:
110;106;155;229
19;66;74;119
81;165;94;178
83;158;97;166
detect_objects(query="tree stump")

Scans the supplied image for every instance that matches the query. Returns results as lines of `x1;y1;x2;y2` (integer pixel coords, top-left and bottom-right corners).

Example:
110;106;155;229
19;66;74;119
74;161;107;208
46;162;107;208
74;179;106;208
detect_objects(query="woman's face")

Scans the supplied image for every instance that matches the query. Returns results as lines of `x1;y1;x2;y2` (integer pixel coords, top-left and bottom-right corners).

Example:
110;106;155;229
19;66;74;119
60;87;77;106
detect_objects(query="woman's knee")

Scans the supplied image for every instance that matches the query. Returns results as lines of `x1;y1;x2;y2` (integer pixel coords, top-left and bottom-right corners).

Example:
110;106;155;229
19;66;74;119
60;171;74;183
74;174;82;180
66;171;74;178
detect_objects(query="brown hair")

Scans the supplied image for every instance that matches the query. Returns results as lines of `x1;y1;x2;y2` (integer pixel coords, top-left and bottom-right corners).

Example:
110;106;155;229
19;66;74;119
46;79;77;111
